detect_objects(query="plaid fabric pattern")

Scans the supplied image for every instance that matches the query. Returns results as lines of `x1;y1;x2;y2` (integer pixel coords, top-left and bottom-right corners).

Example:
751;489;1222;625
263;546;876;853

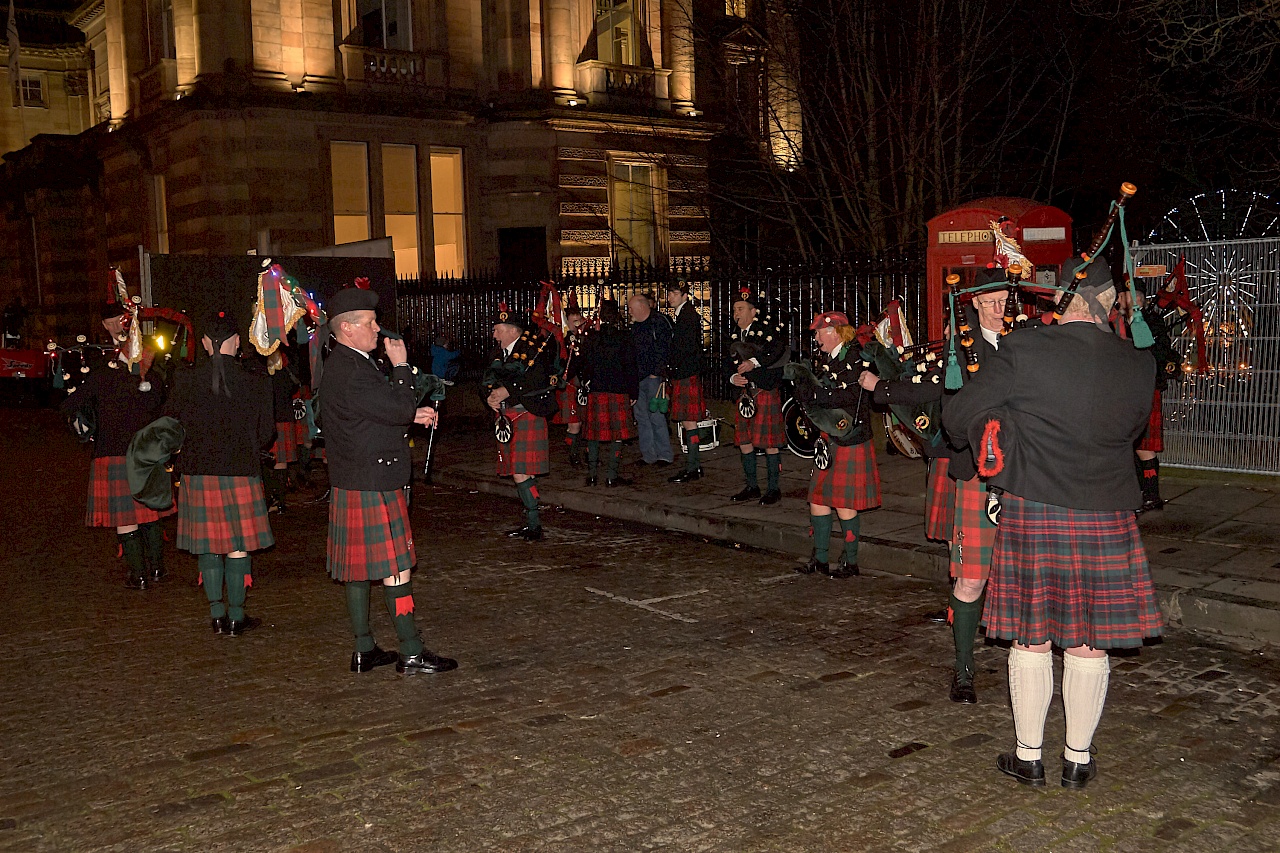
668;376;706;422
176;475;273;555
1136;388;1163;453
85;455;177;528
326;487;416;582
496;411;551;477
585;392;637;442
983;492;1165;649
808;437;881;511
734;387;785;448
949;475;996;580
272;419;305;464
553;383;582;426
924;457;955;542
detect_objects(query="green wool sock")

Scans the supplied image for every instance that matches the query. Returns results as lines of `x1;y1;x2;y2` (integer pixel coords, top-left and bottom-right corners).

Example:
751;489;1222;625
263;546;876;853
838;514;861;564
346;581;374;653
119;530;146;581
951;591;985;679
587;440;601;476
686;428;702;470
141;522;165;574
198;553;226;619
766;453;781;492
517;478;540;528
225;555;251;623
569;431;583;456
383;581;425;657
741;450;758;488
811;514;833;562
606;441;622;479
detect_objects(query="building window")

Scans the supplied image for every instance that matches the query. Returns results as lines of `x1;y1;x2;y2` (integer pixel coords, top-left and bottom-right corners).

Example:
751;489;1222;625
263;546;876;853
13;76;44;107
610;161;658;265
726;0;747;16
430;149;466;277
359;0;412;51
595;0;641;66
146;0;177;63
382;144;419;276
331;142;371;245
153;175;170;254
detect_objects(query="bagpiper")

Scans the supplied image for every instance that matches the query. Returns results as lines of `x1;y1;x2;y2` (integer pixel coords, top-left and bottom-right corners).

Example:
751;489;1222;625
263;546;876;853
572;299;639;486
665;280;708;483
727;286;788;505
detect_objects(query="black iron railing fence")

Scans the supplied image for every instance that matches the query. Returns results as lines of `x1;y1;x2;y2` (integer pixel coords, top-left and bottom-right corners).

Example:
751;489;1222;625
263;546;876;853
396;255;925;400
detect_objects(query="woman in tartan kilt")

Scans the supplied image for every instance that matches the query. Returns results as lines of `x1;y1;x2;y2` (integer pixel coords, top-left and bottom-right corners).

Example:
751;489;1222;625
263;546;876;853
727;288;788;505
945;256;1163;791
794;311;880;579
665;281;709;483
573;299;639;487
60;302;174;589
484;303;559;541
320;286;456;675
163;311;275;636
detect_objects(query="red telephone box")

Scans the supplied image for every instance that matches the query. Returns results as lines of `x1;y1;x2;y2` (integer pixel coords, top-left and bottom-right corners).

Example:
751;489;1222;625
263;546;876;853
925;197;1074;340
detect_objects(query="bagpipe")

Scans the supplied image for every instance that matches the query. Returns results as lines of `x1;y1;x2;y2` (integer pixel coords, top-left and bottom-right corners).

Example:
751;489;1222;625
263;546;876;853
782;360;865;441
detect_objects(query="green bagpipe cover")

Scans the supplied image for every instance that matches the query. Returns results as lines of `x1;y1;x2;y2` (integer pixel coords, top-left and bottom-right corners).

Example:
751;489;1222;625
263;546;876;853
860;339;944;451
126;416;185;510
782;361;861;440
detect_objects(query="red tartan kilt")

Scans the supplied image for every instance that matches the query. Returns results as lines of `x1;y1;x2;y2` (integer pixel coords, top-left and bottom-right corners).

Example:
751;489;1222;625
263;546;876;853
1136;388;1163;453
734;388;785;448
585;392;636;442
176;475;274;555
327;487;416;582
808;437;881;511
668;376;706;423
924;457;955;542
983;493;1165;649
949;475;996;580
553;383;581;425
272;419;305;464
495;411;551;477
85;455;176;528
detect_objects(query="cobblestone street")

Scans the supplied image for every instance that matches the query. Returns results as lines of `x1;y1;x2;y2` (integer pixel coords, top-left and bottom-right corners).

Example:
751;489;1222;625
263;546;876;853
2;409;1279;852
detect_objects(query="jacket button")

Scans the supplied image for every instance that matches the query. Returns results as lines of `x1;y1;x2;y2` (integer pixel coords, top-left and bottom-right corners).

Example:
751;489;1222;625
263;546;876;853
377;458;383;463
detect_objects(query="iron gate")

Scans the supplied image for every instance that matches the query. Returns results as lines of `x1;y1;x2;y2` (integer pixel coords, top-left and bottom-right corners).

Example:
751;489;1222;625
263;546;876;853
1130;237;1280;475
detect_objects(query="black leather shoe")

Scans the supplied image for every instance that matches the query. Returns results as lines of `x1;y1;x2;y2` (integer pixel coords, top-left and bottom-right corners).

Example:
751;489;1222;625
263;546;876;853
227;616;261;636
210;616;229;635
949;671;978;704
506;525;543;541
924;608;949;624
824;559;859;579
585;476;597;486
606;477;634;487
759;489;781;505
350;645;399;673
796;556;823;575
1135;498;1165;516
1061;756;1099;789
397;650;459;675
668;468;702;483
731;486;762;502
568;452;581;467
996;752;1046;787
125;575;149;590
150;567;167;583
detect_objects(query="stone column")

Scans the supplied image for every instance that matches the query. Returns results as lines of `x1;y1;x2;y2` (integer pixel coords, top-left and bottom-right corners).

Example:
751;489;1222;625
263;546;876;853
545;0;576;100
665;0;694;112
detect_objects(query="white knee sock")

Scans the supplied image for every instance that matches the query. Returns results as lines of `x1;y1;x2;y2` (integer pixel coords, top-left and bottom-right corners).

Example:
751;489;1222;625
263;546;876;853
1008;647;1054;762
1062;653;1110;764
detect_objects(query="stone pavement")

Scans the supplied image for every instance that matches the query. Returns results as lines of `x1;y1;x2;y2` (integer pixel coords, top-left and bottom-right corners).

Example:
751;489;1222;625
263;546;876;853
2;408;1280;852
431;415;1280;648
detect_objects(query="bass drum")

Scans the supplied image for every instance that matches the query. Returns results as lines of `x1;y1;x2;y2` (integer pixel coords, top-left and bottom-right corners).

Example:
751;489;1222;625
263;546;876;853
884;413;925;459
782;394;819;459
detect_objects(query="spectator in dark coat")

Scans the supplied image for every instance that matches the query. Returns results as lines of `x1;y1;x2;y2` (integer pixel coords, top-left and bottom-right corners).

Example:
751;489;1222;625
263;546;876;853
628;294;674;466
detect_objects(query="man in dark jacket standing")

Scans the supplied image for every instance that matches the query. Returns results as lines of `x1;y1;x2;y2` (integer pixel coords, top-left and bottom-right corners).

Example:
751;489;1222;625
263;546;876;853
321;286;457;675
728;288;789;505
575;299;640;486
665;281;708;482
943;257;1163;790
628;294;673;466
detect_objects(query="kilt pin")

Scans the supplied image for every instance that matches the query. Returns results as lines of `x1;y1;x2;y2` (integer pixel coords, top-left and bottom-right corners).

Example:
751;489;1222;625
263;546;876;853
949;474;996;580
668;375;705;422
585;392;637;442
735;387;785;448
86;455;177;528
924;457;956;542
495;410;551;477
983;493;1165;649
327;487;416;582
1135;387;1163;453
808;437;882;511
176;474;274;555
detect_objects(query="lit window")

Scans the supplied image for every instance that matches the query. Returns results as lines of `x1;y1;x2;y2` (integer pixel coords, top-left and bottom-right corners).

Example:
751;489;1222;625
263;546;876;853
382;144;419;276
331;142;371;245
610;161;658;265
14;76;43;107
359;0;412;51
595;0;639;66
430;148;466;277
726;0;747;16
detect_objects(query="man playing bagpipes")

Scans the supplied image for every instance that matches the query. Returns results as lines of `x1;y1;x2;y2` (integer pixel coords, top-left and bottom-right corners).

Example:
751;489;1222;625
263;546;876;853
553;304;587;466
483;302;560;541
665;280;709;483
787;312;881;578
727;286;789;505
570;299;639;487
858;266;1013;705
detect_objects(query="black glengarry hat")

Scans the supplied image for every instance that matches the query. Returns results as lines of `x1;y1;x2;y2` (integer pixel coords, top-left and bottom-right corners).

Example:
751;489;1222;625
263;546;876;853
327;285;379;318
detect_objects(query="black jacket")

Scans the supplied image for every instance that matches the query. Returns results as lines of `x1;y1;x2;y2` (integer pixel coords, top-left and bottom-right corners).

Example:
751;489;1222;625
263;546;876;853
320;344;418;491
632;313;671;378
482;330;559;418
811;343;873;446
163;359;274;477
60;359;166;458
730;315;789;391
575;324;640;397
666;301;704;379
942;322;1156;510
